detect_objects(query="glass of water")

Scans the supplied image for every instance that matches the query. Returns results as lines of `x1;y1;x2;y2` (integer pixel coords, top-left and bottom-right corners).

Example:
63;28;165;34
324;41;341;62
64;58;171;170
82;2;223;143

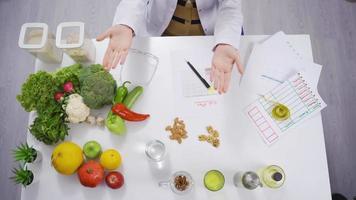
145;140;166;162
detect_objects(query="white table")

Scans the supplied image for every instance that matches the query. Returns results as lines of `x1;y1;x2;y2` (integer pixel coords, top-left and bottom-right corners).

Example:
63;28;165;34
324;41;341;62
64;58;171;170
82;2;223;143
22;35;331;200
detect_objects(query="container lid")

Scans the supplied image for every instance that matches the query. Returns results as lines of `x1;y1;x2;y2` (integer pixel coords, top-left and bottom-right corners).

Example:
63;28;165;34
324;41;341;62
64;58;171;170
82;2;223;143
18;23;48;49
56;22;84;48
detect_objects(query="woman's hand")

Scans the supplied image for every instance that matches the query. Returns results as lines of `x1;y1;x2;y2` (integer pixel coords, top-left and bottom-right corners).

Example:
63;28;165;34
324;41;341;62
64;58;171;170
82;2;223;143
210;44;244;94
96;24;134;70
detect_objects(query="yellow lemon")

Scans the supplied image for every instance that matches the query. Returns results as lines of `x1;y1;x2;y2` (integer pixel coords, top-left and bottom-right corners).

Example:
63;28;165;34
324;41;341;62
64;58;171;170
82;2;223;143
100;149;121;170
51;141;84;175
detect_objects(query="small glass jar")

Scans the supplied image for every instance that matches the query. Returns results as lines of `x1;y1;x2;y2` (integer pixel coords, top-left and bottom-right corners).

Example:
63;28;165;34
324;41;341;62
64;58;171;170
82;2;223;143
18;23;63;63
56;22;96;63
259;165;286;188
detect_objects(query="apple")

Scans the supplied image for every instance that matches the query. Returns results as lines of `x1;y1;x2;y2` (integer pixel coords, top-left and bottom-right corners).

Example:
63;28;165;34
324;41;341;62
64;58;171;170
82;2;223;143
105;171;124;189
83;141;102;159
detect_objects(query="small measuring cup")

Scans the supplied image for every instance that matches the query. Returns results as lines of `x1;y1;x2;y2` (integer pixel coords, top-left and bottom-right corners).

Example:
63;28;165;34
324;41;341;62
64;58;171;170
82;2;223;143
56;22;96;63
18;23;63;63
159;171;194;195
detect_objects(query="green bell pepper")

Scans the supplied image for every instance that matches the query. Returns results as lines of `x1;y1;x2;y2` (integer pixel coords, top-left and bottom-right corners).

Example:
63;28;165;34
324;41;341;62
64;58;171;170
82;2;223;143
105;111;126;135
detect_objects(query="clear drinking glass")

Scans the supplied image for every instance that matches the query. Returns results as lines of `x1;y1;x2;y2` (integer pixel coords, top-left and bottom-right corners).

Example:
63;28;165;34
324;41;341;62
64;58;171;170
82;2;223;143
145;140;166;162
119;48;159;86
158;171;194;195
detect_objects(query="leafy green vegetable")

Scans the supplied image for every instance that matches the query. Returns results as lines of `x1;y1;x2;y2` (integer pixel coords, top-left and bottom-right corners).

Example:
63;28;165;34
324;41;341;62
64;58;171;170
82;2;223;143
79;64;116;109
16;71;57;112
53;63;82;89
29;101;68;145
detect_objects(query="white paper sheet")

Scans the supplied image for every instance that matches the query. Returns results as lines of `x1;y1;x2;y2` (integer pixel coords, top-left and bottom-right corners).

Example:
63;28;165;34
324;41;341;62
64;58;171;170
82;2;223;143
240;31;326;145
170;49;224;118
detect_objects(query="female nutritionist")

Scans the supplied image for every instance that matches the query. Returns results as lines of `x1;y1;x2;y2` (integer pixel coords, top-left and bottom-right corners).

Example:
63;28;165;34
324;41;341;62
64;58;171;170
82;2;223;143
96;0;244;94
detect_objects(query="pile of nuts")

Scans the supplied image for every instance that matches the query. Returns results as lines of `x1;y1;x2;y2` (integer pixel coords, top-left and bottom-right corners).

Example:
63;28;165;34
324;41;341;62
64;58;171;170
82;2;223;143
165;117;188;144
174;175;190;191
198;126;220;148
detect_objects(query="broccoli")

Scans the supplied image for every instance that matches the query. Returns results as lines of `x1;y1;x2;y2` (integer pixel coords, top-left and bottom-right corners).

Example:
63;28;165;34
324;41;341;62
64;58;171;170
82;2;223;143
79;64;116;109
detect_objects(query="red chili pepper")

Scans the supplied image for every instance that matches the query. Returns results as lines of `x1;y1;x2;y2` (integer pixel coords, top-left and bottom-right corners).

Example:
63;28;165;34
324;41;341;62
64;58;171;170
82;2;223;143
112;103;150;122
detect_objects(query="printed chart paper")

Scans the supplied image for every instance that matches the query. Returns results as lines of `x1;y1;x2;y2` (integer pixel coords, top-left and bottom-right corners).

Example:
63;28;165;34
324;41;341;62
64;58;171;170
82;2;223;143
245;72;326;145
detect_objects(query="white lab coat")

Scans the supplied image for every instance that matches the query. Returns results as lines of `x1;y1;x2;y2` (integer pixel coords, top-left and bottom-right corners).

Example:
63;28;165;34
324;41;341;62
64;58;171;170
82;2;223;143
113;0;243;49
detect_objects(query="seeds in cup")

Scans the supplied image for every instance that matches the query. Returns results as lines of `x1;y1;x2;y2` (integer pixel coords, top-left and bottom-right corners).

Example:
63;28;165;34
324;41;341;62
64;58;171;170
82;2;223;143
174;175;190;191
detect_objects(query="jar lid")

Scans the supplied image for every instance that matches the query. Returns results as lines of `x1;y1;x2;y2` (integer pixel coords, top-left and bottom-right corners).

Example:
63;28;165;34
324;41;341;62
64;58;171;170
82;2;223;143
56;22;85;49
18;23;48;49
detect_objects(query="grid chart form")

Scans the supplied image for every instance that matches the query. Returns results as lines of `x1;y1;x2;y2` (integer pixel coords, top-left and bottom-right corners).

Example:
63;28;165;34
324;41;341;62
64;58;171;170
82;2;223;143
258;73;322;132
245;72;326;145
247;106;279;143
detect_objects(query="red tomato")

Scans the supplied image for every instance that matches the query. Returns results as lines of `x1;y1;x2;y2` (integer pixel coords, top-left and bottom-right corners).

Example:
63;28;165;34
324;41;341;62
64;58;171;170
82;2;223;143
77;160;104;188
105;171;124;189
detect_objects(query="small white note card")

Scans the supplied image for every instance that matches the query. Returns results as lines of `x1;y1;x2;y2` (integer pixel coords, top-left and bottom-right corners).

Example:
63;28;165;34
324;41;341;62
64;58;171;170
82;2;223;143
245;72;326;145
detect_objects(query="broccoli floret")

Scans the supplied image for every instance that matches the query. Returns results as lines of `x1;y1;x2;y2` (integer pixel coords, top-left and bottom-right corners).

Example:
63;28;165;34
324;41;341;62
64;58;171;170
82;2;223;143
78;64;104;83
79;65;116;109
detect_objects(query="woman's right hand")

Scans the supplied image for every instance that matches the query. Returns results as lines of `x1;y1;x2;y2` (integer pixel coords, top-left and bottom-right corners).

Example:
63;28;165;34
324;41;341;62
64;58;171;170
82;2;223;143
96;24;134;70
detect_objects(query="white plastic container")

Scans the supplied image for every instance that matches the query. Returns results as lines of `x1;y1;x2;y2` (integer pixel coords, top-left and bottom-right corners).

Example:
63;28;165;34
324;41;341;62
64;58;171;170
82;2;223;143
56;22;96;63
18;23;63;63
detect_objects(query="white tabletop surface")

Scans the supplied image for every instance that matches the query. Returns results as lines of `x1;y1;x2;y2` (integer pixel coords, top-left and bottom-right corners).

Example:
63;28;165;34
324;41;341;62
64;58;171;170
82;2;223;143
22;35;331;200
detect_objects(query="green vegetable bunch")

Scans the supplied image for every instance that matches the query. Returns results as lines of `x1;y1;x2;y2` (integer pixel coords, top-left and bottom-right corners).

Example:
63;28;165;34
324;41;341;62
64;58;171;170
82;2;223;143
53;63;82;89
11;165;34;187
16;71;57;113
16;64;82;145
12;143;38;163
79;64;116;109
30;101;68;145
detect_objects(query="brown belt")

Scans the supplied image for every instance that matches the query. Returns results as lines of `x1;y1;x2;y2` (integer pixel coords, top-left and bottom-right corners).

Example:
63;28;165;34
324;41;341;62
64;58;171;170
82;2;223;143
172;16;201;24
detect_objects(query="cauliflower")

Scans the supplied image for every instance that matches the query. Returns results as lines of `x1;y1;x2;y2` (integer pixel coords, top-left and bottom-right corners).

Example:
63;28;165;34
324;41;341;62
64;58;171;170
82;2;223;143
65;94;90;123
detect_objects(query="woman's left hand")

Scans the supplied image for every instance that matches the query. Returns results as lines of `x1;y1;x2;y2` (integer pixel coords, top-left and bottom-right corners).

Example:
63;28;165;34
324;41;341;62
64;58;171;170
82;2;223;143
210;44;244;94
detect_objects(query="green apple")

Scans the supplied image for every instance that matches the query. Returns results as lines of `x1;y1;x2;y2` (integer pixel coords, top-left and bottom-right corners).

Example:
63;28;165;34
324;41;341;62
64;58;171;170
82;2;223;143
83;141;102;159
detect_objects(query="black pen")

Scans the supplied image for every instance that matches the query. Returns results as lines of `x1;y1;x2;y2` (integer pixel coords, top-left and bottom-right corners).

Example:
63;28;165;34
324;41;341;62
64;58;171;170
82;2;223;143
185;60;211;89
